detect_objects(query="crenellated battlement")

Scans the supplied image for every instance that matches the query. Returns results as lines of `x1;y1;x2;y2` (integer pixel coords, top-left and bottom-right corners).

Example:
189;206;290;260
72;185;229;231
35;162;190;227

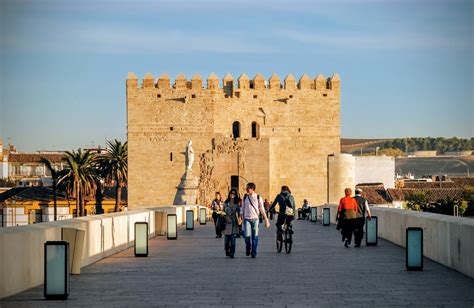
127;69;341;209
126;72;340;92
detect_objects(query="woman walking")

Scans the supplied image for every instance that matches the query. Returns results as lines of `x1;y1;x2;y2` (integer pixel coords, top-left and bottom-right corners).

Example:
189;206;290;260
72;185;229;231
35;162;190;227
223;189;242;258
337;188;358;247
211;192;224;238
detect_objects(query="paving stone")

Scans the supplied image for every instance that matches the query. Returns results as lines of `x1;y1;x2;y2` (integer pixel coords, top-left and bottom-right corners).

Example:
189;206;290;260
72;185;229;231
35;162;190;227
1;220;474;307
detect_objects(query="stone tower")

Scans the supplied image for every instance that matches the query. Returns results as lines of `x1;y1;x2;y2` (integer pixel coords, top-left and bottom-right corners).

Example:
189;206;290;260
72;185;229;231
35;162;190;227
126;72;341;208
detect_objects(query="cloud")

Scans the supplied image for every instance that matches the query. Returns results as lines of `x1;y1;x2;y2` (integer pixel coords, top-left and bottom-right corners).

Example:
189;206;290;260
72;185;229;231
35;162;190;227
1;19;271;54
275;29;471;50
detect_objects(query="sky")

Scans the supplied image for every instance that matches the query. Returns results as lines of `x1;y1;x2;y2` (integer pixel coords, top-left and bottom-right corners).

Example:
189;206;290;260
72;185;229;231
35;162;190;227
0;0;473;152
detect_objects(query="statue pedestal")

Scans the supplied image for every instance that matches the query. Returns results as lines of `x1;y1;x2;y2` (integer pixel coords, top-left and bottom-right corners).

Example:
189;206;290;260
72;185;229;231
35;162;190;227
174;170;199;205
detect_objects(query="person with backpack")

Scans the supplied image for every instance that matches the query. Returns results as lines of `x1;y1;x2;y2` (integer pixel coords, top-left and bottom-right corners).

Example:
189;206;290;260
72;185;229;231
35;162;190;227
223;189;242;258
353;188;372;247
242;182;270;258
268;186;296;240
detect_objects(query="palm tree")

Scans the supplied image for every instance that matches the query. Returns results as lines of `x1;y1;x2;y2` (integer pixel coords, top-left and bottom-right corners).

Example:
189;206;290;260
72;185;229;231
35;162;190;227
97;140;128;212
58;149;98;217
40;157;59;221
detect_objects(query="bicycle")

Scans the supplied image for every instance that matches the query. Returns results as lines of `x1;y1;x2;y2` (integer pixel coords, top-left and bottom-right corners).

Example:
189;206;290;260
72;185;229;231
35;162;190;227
276;219;293;254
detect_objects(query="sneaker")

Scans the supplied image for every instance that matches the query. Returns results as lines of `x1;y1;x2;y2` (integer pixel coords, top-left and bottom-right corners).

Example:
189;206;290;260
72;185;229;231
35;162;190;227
251;255;256;258
246;250;250;256
230;255;234;259
344;240;350;248
355;244;361;248
225;250;230;256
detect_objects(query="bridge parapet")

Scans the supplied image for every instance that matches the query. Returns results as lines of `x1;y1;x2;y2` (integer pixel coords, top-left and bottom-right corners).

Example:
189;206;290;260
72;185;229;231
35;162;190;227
313;204;474;278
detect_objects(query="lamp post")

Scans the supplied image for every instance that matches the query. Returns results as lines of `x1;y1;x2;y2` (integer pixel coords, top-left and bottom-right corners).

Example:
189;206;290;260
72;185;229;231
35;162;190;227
134;222;148;257
323;208;330;226
406;227;423;270
44;241;70;300
310;207;317;222
199;208;207;225
186;210;194;230
365;216;378;246
167;214;177;240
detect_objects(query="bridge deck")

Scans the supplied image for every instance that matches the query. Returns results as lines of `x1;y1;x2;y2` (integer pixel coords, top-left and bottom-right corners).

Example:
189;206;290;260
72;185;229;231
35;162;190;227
2;219;474;307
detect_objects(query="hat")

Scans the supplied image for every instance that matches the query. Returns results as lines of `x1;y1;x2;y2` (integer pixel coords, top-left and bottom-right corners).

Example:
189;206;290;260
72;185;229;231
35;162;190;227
355;188;363;194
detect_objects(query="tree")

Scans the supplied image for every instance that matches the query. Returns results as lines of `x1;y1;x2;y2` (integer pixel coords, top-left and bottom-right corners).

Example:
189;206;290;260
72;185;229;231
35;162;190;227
97;140;128;212
406;190;429;211
378;148;405;157
58;150;98;217
39;157;59;221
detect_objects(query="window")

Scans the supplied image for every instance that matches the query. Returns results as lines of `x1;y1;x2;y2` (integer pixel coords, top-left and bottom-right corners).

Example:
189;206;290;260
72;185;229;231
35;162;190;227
253;95;258;99
232;121;241;139
251;122;260;138
170;127;173;131
231;176;239;190
191;94;196;98
157;94;161;98
170;152;173;161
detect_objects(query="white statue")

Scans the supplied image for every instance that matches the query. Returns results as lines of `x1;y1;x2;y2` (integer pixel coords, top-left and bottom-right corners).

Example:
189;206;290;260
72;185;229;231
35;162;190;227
185;140;194;171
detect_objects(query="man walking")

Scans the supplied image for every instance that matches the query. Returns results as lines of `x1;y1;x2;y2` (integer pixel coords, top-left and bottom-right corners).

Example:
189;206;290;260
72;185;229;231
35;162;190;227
242;183;270;258
353;188;372;247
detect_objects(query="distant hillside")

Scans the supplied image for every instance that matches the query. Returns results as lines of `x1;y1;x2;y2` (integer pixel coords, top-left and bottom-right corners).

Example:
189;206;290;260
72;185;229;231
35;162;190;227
341;138;389;155
341;137;473;155
395;157;473;177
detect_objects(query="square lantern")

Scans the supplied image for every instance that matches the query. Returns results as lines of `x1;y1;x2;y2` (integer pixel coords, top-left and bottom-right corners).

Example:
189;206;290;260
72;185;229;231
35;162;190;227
167;214;178;240
134;222;149;257
365;216;378;246
310;207;317;222
44;241;70;300
406;227;423;271
186;210;194;230
199;208;207;225
323;208;330;226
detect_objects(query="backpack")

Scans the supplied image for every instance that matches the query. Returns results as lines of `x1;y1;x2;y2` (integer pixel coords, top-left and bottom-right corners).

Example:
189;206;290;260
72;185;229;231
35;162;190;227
284;195;294;216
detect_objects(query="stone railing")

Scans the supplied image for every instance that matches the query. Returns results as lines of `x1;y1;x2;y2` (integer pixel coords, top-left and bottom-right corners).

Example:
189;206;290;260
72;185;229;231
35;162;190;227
0;205;201;299
314;204;474;278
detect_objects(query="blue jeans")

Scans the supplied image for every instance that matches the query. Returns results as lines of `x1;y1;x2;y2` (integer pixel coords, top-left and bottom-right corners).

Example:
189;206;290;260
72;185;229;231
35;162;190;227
243;219;259;257
224;234;236;256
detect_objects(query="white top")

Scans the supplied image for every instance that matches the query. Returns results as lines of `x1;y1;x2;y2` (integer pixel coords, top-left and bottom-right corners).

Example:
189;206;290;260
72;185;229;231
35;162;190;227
242;193;265;220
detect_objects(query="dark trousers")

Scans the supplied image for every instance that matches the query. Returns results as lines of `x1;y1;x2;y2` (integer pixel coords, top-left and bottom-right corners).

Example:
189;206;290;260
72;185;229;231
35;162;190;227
354;217;366;246
224;234;236;256
276;214;293;233
342;219;355;244
212;212;222;237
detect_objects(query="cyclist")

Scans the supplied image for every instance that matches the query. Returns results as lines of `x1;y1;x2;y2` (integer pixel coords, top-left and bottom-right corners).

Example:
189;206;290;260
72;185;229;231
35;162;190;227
268;186;296;239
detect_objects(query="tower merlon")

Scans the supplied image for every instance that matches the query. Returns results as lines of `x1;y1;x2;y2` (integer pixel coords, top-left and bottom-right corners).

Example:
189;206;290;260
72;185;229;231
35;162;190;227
131;72;340;92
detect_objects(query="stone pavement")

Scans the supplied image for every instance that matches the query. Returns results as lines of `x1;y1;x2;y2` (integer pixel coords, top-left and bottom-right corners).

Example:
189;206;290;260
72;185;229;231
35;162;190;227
1;219;474;307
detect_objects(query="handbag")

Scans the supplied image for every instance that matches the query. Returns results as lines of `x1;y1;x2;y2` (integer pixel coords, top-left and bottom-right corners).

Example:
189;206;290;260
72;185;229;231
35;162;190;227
236;212;243;226
284;196;294;216
217;216;226;231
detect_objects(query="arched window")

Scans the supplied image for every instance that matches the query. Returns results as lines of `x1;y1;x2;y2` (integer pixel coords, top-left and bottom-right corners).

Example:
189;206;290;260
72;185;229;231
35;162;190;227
232;121;241;139
251;121;260;139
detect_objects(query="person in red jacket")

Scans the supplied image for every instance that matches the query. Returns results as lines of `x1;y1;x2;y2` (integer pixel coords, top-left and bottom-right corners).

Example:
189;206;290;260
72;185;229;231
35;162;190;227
337;188;358;247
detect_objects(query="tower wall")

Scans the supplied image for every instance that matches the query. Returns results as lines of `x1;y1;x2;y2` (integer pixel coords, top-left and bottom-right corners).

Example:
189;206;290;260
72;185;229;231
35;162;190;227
127;72;341;208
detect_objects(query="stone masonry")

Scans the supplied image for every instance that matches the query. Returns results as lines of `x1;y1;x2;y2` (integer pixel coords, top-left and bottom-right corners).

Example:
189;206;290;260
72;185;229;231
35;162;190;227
127;72;340;208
